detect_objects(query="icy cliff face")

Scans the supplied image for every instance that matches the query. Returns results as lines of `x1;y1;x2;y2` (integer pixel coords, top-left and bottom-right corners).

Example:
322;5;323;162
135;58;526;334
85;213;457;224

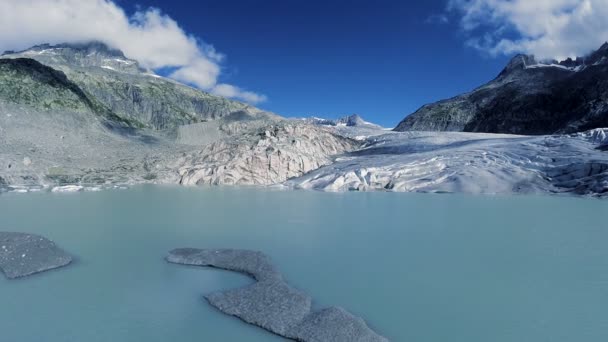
287;129;608;197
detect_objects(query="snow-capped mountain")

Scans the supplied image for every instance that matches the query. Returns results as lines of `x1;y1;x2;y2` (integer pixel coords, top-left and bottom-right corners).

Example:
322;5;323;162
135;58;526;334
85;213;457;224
521;42;608;72
305;114;382;128
394;42;608;135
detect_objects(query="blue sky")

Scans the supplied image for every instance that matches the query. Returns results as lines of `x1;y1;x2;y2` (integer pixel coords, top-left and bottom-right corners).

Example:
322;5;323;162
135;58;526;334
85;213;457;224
113;0;511;127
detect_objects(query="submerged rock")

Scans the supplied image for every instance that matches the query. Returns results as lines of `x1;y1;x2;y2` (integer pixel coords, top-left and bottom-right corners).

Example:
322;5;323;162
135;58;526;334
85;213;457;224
166;248;388;341
0;232;72;279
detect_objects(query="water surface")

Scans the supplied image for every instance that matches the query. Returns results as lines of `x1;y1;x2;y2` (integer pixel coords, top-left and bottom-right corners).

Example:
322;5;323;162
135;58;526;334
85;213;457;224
1;186;607;341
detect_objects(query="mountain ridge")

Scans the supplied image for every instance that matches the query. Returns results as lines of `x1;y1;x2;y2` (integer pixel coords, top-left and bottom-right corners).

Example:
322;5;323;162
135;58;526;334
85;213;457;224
305;114;382;128
1;42;273;130
394;43;608;135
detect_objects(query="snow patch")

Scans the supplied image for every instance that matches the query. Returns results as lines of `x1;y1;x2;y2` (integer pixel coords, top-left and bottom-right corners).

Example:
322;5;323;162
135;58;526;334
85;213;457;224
112;58;134;65
51;185;84;193
525;63;579;72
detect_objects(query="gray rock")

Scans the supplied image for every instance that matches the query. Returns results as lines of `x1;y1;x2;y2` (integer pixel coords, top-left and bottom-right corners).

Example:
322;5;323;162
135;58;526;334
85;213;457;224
291;307;388;342
207;280;312;336
0;232;72;279
177;122;358;186
167;248;388;341
0;176;7;192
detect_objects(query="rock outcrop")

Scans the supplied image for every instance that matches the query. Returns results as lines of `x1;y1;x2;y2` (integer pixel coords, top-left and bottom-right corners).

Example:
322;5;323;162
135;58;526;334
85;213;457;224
0;232;72;279
166;248;388;342
178;122;359;186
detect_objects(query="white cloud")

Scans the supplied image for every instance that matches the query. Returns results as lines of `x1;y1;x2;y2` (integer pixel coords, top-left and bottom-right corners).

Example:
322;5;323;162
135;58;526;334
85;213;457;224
212;84;268;104
448;0;608;60
0;0;266;104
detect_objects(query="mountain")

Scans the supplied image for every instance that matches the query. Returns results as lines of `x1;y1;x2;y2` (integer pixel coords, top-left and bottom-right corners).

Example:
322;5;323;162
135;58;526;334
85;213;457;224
2;42;274;129
0;42;356;191
306;114;382;128
394;43;608;135
1;41;606;197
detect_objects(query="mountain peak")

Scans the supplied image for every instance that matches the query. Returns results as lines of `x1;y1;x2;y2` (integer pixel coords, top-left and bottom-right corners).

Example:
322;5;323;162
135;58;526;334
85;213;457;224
586;42;608;66
497;54;536;78
336;114;366;126
498;42;608;78
56;41;126;58
1;41;142;74
305;114;381;128
4;41;125;58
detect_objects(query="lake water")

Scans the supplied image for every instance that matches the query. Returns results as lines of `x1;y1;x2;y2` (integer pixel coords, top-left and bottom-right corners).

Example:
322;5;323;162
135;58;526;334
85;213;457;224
1;186;607;341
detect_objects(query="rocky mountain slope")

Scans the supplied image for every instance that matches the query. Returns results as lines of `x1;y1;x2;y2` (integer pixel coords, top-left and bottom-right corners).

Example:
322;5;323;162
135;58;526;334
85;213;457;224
0;58;124;124
2;42;274;130
395;43;608;135
0;42;356;191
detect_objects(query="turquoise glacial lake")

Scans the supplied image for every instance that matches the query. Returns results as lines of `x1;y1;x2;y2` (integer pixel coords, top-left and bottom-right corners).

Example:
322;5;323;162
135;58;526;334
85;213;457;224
1;186;607;341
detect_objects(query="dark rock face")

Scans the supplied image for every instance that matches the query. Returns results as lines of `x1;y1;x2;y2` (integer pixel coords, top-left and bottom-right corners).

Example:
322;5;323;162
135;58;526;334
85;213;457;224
0;58;135;127
0;58;96;111
167;248;388;342
0;232;72;279
395;43;608;135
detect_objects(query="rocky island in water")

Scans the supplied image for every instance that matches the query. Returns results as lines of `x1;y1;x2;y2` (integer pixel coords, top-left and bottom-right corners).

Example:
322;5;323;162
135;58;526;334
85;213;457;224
0;42;607;197
0;232;72;279
167;248;388;342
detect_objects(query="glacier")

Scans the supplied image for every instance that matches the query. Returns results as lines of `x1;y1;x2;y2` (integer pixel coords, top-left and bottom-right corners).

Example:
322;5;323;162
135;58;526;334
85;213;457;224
286;127;608;197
